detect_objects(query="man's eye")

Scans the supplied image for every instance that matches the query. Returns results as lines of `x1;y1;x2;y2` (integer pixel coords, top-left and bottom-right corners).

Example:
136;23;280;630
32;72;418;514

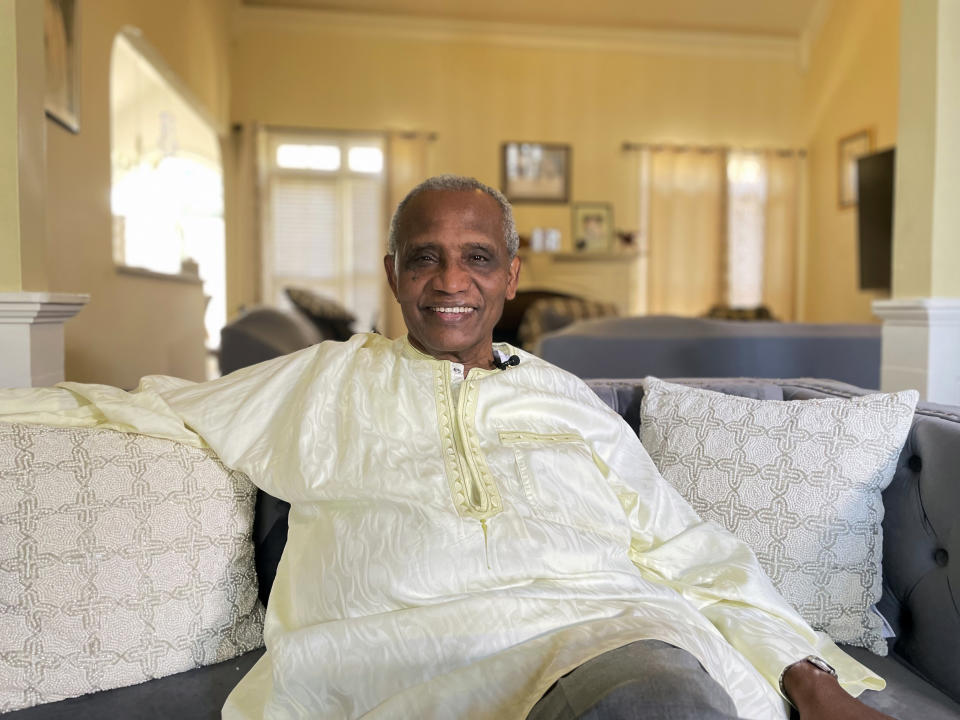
469;255;490;263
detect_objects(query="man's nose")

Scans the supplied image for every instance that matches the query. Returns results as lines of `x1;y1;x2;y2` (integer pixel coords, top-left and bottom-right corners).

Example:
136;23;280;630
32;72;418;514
433;260;470;292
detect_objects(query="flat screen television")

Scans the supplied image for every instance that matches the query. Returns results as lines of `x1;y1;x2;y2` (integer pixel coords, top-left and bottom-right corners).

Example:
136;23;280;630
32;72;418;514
856;148;895;291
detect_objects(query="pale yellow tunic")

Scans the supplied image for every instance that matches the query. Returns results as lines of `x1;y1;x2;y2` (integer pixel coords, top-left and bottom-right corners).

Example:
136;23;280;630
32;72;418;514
0;334;883;719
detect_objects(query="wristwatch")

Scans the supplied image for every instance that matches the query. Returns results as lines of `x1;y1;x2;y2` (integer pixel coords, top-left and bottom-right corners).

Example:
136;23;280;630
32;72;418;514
778;655;838;707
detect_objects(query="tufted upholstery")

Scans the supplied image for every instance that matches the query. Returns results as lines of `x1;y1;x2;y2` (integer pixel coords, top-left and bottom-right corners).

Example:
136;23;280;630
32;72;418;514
778;380;960;704
586;376;960;711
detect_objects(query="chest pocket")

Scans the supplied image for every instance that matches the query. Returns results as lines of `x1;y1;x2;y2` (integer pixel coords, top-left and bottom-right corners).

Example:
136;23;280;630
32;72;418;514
499;431;625;539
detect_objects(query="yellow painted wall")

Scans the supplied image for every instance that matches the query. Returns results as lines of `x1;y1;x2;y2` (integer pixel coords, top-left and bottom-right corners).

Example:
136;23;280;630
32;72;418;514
800;0;900;323
0;2;24;291
929;0;960;299
230;18;804;312
44;0;231;387
1;0;47;293
893;0;960;300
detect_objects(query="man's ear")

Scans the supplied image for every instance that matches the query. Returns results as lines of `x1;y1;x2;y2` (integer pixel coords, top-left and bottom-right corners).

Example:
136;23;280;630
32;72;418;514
384;255;400;301
505;255;521;301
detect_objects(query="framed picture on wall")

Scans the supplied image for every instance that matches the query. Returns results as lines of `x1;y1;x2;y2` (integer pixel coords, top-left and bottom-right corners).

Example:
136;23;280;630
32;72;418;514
501;142;570;203
572;202;613;252
44;0;80;133
838;128;874;207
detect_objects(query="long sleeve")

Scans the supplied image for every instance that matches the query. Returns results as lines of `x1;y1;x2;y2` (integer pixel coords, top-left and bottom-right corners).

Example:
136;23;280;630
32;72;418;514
159;340;349;503
0;339;344;503
0;377;201;444
593;406;885;699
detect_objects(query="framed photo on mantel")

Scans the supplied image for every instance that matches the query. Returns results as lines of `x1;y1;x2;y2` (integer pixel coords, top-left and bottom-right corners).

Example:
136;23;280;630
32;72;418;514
572;202;613;252
501;142;570;203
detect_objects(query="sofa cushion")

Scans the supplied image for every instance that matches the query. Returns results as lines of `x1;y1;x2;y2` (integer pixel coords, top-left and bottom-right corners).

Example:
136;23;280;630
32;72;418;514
639;377;917;654
1;648;265;719
285;287;356;339
0;424;264;713
841;644;960;720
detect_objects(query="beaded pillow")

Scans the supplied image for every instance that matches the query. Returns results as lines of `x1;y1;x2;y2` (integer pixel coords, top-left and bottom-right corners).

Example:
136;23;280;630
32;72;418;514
639;377;917;654
0;423;264;712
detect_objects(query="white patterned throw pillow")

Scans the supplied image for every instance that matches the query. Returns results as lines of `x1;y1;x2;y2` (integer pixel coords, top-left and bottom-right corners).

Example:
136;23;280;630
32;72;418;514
639;377;917;655
0;424;264;712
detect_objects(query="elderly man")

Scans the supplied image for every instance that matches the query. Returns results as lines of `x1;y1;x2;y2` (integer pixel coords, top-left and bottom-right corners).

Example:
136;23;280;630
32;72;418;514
1;175;892;720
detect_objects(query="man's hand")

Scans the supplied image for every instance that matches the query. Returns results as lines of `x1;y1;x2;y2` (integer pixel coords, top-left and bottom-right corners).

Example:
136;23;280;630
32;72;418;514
781;660;896;720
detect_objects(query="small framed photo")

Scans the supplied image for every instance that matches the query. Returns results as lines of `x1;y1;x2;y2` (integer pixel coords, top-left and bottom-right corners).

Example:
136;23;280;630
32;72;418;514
44;0;80;133
572;202;613;252
838;128;874;208
501;142;570;203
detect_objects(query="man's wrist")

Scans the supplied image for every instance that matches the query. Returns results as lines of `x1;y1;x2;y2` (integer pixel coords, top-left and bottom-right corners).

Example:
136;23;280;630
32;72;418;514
779;656;840;709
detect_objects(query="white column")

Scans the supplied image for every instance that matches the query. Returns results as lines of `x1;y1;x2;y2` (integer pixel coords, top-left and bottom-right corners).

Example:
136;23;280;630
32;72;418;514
0;292;89;388
873;298;960;404
876;1;960;404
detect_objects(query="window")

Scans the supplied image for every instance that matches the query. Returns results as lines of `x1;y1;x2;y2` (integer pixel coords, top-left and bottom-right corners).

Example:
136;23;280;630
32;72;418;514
636;145;800;319
262;131;385;331
726;152;767;309
109;30;226;350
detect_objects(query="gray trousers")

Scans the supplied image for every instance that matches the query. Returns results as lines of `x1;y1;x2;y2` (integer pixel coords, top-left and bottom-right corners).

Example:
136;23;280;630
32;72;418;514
526;640;741;720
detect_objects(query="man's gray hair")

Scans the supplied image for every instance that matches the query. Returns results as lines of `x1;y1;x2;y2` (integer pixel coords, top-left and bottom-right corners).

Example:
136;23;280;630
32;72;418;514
387;174;519;259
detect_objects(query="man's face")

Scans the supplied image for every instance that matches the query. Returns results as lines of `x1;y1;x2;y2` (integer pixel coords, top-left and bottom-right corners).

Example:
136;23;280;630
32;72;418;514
384;189;521;372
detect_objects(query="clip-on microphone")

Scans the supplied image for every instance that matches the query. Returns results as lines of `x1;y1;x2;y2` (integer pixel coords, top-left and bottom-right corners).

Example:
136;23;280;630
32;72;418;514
493;354;521;371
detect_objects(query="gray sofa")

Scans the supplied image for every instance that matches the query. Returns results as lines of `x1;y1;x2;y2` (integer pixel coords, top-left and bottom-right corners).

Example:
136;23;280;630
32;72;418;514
5;376;958;719
539;316;883;388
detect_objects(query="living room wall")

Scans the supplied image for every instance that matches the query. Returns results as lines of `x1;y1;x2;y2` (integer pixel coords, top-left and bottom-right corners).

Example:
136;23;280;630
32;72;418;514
45;0;231;387
800;0;900;324
229;11;805;314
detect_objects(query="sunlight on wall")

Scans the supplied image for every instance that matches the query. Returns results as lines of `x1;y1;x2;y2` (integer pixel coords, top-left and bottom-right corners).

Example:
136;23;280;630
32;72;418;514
110;31;226;348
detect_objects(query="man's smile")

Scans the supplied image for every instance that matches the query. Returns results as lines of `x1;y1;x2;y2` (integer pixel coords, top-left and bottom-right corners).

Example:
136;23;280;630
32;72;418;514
426;305;477;316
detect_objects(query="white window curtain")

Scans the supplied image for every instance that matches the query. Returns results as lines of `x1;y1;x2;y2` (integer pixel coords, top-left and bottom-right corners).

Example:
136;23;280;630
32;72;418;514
637;145;803;320
762;152;803;321
640;148;725;316
224;122;264;320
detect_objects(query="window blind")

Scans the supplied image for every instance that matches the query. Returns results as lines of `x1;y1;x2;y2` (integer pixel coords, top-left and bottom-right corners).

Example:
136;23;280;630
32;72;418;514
270;178;339;280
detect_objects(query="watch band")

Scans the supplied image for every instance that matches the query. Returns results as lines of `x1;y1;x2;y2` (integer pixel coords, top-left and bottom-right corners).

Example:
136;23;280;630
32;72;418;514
778;655;839;707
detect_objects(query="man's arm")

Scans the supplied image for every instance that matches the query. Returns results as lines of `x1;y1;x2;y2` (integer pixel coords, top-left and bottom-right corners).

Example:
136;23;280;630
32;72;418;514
160;341;334;502
586;408;890;712
782;660;894;720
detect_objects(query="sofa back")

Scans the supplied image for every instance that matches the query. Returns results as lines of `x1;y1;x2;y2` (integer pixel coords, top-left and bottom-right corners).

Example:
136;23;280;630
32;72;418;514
586;377;960;704
544;316;882;387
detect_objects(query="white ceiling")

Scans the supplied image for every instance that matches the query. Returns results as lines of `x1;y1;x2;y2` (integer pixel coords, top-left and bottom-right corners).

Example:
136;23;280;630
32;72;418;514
241;0;825;38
